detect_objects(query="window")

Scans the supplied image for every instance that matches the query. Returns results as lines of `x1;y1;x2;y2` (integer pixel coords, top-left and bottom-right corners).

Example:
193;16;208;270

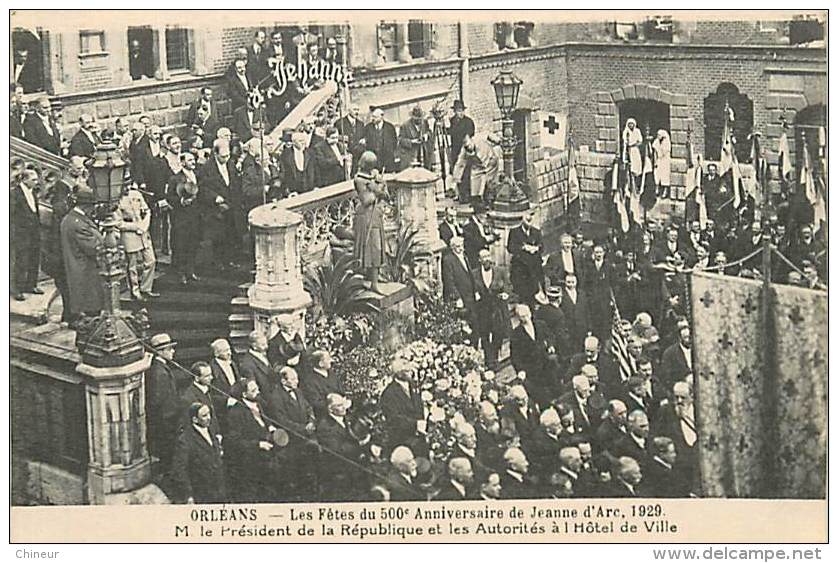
612;21;639;41
644;16;673;42
703;83;753;162
495;21;535;49
79;30;105;55
406;20;433;59
165;28;190;72
376;21;433;63
789;15;824;45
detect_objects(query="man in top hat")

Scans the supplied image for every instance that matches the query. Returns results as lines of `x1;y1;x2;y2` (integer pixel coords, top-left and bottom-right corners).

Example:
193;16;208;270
396;105;433;171
60;187;105;322
534;285;572;373
145;333;181;474
448;99;475;175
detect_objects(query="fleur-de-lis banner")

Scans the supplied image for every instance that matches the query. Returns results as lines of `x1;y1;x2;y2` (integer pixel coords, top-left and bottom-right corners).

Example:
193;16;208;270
691;271;827;498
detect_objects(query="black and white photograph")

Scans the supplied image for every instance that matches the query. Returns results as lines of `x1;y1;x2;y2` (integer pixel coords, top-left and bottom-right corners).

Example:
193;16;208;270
7;8;828;544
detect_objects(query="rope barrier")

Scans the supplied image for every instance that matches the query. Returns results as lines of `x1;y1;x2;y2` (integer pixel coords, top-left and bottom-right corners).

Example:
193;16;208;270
137;339;431;498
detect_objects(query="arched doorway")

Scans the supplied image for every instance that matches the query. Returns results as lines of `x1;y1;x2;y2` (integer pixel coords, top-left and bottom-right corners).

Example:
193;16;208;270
617;99;670;149
704;83;753;161
11;28;45;94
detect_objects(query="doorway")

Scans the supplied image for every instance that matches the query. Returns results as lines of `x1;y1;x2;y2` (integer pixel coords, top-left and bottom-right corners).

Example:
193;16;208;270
127;27;155;80
617;99;671;151
11;28;45;93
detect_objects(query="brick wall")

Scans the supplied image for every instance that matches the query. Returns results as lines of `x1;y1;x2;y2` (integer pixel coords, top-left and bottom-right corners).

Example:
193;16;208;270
218;27;257;74
467;23;498;56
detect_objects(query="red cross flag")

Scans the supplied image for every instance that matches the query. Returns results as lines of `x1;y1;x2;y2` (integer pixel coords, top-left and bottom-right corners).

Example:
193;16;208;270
539;111;567;151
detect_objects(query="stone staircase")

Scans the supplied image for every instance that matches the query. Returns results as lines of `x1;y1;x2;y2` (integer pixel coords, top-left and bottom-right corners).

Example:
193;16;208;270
228;282;254;356
121;270;249;366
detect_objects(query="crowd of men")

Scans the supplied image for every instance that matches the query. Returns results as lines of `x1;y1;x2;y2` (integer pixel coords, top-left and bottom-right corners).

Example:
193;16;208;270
9;27;828;503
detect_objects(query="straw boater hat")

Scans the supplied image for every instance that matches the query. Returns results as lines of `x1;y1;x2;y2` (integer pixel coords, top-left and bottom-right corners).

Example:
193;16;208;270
545;286;562;300
149;333;177;350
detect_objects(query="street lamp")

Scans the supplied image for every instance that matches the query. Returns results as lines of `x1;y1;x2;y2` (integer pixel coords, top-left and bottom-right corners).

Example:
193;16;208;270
79;141;146;367
490;69;529;213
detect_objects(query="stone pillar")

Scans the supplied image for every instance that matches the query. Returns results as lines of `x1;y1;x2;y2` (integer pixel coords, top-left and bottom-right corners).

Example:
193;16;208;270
395;23;412;63
390;165;447;287
488;205;528;284
248;203;313;340
77;352;166;504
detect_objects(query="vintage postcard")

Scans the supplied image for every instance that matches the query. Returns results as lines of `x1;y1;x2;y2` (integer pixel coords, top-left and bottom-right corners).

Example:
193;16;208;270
8;8;828;544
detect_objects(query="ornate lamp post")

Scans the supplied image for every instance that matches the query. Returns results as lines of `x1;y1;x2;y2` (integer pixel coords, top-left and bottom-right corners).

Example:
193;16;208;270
81;142;146;365
75;142;161;504
490;69;529;212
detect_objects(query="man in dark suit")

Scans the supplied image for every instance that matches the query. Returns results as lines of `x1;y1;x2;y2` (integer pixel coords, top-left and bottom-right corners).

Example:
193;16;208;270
171;402;228;504
645;436;689;497
145;334;181;474
558;375;599;435
594;399;628;454
299;349;345;421
609;409;653;473
68;114;99;159
507;210;544;305
11;168;42;301
380;359;426;455
238;331;273;390
363;107;397;173
659;325;693;391
462;201;499;267
525;408;564;481
225;379;278;502
581;244;616;342
500;447;539;499
181;362;222;438
209;339;239;430
442;236;477;325
499;384;540;447
197;139;240;270
231;102;260;144
316;393;369;502
436;457;475;501
23;97;61;154
472;248;510;369
336;105;366;173
560;273;592;352
60;188;105;321
191;105;220;146
313;126;349;187
544;233;583;288
509;304;555;408
608;456;646;497
42;163;80;321
226;58;251;112
381;446;425;501
534;286;572;374
651;224;684;266
655;382;697;493
439;207;462;246
448;99;475;175
280;131;316;194
262;366;317;501
246;30;269;86
396;105;434;171
186;87;218;126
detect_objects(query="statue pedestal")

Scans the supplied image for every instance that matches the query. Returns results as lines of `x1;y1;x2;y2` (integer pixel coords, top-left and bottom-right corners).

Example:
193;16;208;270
369;281;414;319
390;165;445;290
248;203;313;338
488;206;528;283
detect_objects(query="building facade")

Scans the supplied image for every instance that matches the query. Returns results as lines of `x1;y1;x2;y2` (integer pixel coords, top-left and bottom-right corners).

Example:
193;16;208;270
12;13;826;210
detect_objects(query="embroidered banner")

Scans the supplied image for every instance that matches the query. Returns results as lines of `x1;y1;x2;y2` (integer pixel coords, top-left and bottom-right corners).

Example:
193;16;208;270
691;271;827;498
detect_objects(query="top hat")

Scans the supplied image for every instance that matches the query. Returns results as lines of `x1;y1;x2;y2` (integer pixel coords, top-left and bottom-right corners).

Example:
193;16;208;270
452;99;466;111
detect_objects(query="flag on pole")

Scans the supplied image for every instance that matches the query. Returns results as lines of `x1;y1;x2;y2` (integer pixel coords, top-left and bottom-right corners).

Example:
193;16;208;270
777;125;793;186
639;136;657;211
608;290;632;384
686;137;708;229
719;104;742;209
749;133;768;210
566;128;581;224
801;134;826;231
612;158;630;233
